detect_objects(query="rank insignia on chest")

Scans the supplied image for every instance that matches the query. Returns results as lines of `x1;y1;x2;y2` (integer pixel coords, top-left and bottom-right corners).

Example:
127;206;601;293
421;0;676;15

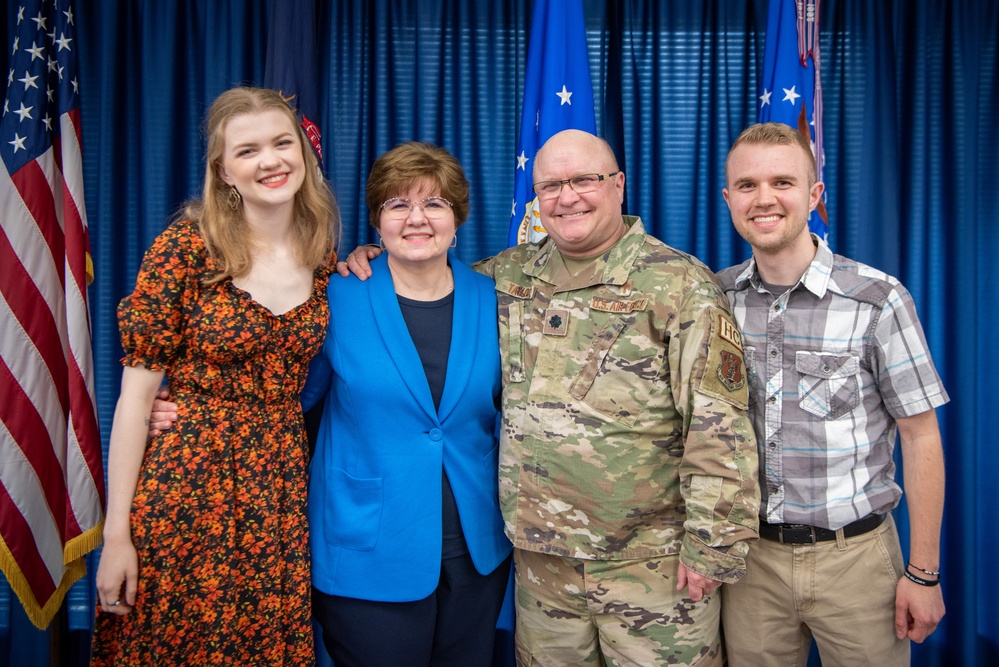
543;308;569;336
717;350;746;391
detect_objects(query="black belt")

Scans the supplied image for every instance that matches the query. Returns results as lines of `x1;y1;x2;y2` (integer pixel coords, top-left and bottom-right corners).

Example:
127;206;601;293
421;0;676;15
758;513;885;545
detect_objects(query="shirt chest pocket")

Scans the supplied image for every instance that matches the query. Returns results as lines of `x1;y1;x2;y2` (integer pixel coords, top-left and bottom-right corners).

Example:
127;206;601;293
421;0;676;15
495;287;530;384
795;350;861;420
568;315;664;426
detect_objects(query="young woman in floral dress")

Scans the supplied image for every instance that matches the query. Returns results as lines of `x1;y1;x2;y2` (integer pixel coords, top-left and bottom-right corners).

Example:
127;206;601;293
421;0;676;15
91;86;339;665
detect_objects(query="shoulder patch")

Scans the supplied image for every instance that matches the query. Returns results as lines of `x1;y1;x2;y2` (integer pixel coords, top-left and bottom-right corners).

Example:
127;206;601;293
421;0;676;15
716;350;745;392
717;313;742;351
697;310;749;410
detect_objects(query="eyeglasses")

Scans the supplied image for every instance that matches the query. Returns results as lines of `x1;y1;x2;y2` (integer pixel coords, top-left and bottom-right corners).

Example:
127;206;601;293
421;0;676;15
380;196;453;220
533;172;619;200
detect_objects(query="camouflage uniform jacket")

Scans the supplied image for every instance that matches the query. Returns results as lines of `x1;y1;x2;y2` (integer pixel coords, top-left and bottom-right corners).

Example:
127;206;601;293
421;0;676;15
476;217;760;583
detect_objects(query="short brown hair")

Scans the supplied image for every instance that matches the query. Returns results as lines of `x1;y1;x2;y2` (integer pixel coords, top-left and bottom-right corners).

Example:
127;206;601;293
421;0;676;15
727;122;817;184
184;86;340;283
365;142;470;229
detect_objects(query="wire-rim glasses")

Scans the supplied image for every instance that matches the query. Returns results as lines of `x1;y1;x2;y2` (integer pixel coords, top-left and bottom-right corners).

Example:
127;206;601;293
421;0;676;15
380;196;454;220
533;172;619;200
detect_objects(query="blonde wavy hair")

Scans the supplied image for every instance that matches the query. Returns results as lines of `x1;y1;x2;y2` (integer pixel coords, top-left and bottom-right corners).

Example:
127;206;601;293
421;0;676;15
182;86;340;283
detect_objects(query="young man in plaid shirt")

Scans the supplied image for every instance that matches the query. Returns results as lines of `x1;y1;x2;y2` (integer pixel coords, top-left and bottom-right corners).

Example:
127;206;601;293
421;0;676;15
717;122;947;667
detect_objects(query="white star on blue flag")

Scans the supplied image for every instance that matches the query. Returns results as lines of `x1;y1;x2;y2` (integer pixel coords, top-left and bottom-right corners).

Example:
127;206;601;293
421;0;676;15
758;0;827;239
508;0;596;246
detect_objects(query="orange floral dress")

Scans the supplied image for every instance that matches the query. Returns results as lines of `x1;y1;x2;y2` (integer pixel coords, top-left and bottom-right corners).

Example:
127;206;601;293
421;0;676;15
91;220;329;666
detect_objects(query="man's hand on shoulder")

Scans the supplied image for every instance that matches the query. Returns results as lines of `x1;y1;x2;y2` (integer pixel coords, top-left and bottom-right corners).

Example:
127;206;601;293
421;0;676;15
335;245;383;279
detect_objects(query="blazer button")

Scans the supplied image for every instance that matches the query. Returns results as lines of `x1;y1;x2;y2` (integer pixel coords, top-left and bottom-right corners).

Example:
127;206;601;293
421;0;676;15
429;428;443;441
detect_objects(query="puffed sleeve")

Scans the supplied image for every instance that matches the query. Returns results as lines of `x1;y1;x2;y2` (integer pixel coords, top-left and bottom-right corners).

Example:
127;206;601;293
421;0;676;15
117;220;206;370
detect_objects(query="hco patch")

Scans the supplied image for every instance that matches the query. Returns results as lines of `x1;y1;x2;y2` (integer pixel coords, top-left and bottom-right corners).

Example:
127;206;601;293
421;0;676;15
543;308;569;336
717;313;743;351
717;350;745;391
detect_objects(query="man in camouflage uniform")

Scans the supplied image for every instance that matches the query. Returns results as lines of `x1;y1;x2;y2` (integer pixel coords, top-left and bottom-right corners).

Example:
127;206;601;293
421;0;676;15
474;129;760;666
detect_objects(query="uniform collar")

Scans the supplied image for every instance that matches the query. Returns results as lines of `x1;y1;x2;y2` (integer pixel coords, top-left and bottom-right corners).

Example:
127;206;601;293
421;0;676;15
523;215;646;289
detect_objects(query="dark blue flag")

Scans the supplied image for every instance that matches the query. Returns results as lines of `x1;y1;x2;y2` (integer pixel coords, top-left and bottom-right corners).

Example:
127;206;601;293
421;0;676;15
509;0;595;246
263;0;323;163
262;3;330;546
758;0;827;239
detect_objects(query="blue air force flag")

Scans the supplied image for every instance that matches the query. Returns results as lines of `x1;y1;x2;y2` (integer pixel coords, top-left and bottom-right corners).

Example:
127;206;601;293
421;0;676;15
758;0;828;239
509;0;596;246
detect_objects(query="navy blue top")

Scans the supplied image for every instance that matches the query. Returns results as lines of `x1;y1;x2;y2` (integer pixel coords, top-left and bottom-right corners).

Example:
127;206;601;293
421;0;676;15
398;291;467;558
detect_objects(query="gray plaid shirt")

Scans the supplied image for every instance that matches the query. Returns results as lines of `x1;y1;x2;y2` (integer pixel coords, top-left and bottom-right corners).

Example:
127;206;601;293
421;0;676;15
716;237;948;530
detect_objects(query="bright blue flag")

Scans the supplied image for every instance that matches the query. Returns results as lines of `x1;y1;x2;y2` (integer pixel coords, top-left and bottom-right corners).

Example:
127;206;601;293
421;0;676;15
263;0;324;164
758;0;827;239
509;0;596;246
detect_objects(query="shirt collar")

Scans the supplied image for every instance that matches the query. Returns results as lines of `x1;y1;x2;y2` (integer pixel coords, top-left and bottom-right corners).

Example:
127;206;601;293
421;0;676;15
734;233;833;298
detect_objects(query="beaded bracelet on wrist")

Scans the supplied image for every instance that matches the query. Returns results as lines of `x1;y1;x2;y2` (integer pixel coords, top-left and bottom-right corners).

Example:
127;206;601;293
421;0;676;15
907;562;941;577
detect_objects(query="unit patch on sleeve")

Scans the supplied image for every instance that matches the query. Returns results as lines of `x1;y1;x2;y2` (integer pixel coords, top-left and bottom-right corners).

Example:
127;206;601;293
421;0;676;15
697;309;749;409
716;350;745;392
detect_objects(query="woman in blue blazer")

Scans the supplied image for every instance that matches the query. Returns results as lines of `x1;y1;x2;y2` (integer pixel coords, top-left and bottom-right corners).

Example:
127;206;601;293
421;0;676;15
301;143;511;667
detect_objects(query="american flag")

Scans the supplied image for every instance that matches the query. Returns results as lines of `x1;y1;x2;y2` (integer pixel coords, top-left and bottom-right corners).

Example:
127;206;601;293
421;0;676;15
0;0;105;629
757;0;828;239
508;0;596;246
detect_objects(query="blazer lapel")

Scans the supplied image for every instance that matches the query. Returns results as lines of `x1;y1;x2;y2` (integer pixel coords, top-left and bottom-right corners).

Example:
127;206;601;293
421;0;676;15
367;256;439;420
436;257;477;422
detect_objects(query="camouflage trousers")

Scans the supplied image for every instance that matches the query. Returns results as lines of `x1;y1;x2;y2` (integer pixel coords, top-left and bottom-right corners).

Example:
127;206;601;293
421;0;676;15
513;549;722;667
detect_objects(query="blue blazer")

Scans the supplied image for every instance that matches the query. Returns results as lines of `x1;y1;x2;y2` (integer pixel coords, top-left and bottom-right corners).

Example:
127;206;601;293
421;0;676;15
301;254;511;602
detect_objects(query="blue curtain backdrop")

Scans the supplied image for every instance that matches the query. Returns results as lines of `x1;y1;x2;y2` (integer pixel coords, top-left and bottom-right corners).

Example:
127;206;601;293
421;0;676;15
1;1;996;665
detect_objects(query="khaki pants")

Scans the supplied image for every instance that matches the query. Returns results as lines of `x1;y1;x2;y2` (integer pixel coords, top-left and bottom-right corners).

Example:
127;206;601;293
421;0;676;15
514;549;722;667
721;514;909;667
